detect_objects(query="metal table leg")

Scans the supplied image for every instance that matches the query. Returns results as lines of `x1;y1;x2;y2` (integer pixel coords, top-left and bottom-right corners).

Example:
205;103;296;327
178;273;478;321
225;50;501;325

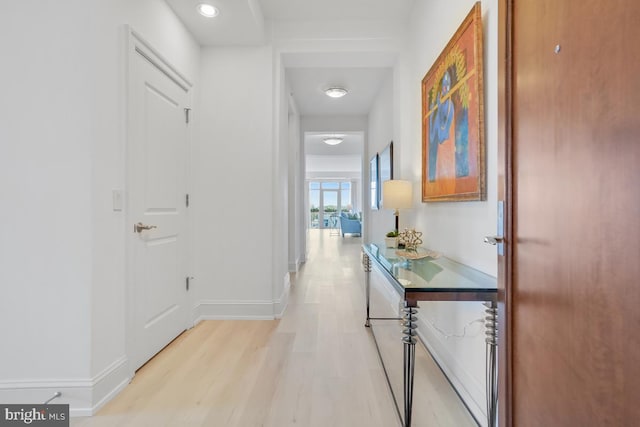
363;252;372;327
402;300;418;427
484;301;498;427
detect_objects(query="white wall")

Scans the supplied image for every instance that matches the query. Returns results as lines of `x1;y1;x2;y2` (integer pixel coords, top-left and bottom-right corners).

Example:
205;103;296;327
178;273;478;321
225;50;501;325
194;46;278;318
306;155;362;174
367;72;396;242
273;52;290;314
287;95;303;272
0;0;94;388
0;0;200;413
393;0;499;423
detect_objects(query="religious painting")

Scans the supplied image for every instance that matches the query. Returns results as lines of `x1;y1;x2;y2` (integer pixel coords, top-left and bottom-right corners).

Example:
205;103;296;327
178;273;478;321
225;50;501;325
422;2;485;202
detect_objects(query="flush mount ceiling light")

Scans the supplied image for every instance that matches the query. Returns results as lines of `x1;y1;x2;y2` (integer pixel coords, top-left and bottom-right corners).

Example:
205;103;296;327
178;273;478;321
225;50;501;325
323;137;344;146
197;3;219;17
324;87;348;98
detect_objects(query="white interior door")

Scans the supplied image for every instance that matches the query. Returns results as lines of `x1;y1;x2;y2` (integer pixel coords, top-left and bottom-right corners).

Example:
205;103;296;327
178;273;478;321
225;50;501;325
129;38;190;371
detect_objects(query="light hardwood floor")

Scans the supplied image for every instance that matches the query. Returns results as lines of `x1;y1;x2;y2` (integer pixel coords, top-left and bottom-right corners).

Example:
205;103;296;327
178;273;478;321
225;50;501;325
72;230;475;427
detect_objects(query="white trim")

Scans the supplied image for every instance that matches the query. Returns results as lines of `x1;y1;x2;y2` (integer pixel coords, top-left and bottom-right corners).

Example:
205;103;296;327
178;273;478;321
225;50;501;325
192;274;292;324
274;273;291;319
129;29;193;88
288;256;301;273
89;356;131;416
193;300;277;324
0;356;130;417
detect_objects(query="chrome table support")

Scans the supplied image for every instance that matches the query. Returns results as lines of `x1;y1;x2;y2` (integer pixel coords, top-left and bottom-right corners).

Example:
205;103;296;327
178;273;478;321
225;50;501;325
484;301;498;427
402;302;418;427
362;252;372;327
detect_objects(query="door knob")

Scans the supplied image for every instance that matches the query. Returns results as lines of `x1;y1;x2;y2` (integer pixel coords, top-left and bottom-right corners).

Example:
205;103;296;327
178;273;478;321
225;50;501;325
134;222;157;233
484;236;504;245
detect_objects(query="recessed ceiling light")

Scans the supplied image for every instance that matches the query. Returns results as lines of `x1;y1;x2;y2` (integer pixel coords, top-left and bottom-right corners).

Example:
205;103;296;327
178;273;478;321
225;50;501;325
197;3;219;18
323;137;344;146
324;87;348;98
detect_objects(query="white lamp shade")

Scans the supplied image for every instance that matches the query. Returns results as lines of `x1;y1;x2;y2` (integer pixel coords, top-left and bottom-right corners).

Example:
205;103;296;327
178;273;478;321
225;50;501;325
382;180;413;209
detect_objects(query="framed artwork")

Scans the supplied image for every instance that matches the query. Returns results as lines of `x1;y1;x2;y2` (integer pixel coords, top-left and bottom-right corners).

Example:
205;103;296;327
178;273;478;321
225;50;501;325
421;2;486;202
378;141;394;207
370;154;379;210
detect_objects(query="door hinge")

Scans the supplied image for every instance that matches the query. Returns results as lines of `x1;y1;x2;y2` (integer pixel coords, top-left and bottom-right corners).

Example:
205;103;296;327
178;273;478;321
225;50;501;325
185;193;190;207
186;276;193;291
184;107;191;124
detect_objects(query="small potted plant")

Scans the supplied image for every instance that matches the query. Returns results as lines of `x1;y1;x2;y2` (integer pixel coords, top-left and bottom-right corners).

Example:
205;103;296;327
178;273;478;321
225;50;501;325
385;230;399;248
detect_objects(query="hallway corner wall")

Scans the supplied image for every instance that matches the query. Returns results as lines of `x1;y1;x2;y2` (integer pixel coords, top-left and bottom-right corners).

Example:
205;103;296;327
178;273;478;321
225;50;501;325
193;45;277;320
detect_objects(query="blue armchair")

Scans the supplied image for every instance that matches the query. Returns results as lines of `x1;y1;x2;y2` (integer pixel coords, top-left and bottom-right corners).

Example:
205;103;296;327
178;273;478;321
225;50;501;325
339;212;362;237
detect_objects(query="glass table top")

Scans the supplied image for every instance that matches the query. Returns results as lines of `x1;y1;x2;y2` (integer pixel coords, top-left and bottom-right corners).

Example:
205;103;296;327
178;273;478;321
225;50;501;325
363;243;497;295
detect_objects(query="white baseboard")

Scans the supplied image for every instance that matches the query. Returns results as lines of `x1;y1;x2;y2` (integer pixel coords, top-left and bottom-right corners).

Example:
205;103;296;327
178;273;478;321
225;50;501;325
0;380;92;416
192;274;293;324
288;256;302;273
274;273;291;319
193;300;277;324
0;356;130;417
89;356;130;416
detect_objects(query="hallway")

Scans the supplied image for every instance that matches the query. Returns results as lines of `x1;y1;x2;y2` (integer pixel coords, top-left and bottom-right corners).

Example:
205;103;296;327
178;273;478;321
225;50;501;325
72;230;474;426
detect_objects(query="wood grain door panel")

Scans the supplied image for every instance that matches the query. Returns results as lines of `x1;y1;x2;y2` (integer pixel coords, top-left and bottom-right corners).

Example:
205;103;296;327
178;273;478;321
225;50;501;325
512;0;640;425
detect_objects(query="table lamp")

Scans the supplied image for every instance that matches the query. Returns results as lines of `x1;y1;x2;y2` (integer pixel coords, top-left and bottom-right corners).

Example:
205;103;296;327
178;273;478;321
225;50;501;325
382;180;413;231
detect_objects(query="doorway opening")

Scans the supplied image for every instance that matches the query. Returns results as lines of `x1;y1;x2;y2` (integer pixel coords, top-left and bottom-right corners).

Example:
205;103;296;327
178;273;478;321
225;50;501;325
307;180;355;230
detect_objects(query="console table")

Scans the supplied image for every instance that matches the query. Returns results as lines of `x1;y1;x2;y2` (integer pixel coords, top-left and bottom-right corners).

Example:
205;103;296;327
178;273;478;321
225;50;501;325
361;244;497;427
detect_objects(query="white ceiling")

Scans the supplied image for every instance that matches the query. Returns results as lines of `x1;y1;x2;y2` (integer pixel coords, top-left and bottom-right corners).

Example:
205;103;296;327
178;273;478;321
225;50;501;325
306;131;363;175
260;0;415;22
165;0;266;45
166;0;410;164
306;155;362;174
305;132;364;156
164;1;402;115
287;67;391;116
165;0;414;46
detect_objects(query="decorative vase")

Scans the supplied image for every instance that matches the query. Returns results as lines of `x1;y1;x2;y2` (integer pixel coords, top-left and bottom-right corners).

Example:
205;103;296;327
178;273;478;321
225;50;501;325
384;237;398;248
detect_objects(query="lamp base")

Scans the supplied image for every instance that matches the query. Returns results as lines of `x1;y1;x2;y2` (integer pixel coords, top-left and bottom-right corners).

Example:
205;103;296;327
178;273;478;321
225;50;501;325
394;209;400;232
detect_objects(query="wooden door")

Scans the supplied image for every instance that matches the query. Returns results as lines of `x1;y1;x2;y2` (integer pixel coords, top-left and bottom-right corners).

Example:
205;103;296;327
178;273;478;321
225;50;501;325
505;0;640;425
128;35;191;371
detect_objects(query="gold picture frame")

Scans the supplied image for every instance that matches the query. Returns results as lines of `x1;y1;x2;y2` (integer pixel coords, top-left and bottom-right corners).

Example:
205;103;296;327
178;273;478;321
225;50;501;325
422;2;486;202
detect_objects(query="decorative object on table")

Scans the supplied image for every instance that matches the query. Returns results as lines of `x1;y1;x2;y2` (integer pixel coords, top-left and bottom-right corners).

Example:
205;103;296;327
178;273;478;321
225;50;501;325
421;2;486;202
382;180;413;232
378;141;394;207
395;247;441;260
398;229;423;252
370;153;379;210
384;230;399;248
